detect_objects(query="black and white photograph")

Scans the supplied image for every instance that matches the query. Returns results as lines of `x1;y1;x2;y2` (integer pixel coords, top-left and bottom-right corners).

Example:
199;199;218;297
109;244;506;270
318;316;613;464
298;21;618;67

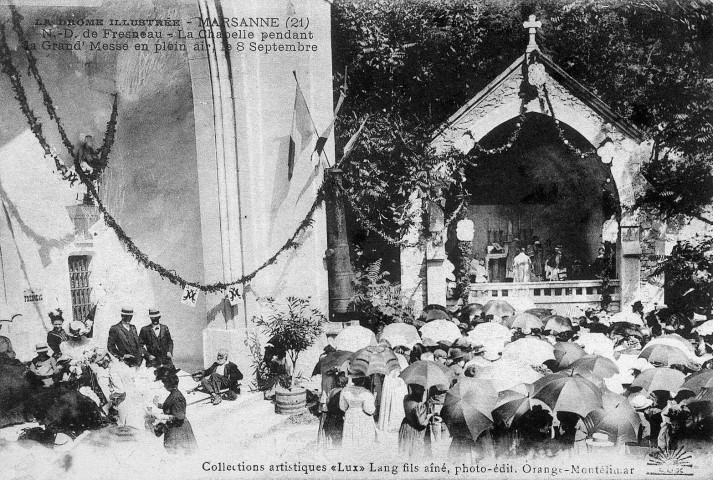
0;0;712;478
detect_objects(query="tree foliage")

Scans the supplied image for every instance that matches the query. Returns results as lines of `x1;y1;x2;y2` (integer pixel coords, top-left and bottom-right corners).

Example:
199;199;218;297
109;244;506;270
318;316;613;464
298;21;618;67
254;297;326;388
332;0;713;311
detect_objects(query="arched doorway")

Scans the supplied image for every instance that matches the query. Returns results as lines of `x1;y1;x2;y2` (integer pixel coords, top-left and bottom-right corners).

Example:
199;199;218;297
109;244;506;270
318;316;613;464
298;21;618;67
445;113;622;310
400;49;655;312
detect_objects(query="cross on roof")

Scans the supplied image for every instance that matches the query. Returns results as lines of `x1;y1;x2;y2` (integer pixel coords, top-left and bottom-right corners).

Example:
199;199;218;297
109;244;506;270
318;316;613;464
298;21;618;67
523;14;542;52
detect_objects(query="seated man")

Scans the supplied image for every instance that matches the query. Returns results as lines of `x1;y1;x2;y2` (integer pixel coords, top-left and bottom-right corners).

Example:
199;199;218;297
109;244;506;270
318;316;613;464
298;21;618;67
195;349;242;405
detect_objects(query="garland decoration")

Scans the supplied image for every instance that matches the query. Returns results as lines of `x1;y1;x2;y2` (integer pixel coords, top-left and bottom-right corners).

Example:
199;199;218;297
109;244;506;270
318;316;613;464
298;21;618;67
540;84;598;159
343;191;466;249
0;24;77;184
79;162;326;292
0;11;328;293
342;107;528;248
10;6;76;158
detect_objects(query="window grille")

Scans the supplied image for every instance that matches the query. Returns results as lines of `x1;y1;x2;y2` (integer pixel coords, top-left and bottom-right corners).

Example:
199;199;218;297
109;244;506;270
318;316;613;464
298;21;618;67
69;255;92;323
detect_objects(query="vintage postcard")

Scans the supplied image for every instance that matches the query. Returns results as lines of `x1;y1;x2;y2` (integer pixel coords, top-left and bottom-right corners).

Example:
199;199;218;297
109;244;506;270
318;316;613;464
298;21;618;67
0;0;712;479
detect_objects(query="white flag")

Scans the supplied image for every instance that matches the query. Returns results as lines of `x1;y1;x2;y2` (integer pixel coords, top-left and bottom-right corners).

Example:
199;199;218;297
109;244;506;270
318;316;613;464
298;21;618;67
181;284;199;307
226;285;243;306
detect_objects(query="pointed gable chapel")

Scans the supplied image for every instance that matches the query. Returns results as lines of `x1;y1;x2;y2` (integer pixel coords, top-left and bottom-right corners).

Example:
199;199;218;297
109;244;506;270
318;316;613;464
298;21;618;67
401;16;663;312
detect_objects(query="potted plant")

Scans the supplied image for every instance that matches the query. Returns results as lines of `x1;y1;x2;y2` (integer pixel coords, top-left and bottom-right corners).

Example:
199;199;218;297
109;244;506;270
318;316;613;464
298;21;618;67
254;297;325;414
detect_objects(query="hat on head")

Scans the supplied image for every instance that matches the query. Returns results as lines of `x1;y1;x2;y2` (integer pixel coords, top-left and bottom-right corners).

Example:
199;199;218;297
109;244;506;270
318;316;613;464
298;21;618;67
69;321;85;336
49;309;64;323
121;307;134;316
35;342;49;353
149;308;161;318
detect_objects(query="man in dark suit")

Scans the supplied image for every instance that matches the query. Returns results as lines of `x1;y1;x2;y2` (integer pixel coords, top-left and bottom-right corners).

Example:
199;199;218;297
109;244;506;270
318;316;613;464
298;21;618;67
139;308;174;368
196;349;242;405
107;307;144;364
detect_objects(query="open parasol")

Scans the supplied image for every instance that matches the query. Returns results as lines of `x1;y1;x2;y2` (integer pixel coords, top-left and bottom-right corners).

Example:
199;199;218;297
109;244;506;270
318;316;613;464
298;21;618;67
638;344;695;368
482;300;515;318
584;395;640;445
544;315;573;333
552;304;585;319
525;308;553;319
502;338;554;365
334;326;377;352
609;311;644;327
552;342;587;370
506;312;544;331
467;321;511;346
399;360;453;390
681;370;713;396
569;355;620;379
350;345;400;376
420;319;461;344
318;350;354;374
532;371;603;418
379;323;421;349
575;332;615;360
441;377;498;441
630;367;686;396
492;384;543;427
467;357;542;392
645;334;697;359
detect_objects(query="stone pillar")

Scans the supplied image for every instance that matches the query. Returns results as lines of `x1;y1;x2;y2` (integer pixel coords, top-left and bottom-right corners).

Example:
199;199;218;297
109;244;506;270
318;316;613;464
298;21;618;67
400;197;426;313
185;0;332;374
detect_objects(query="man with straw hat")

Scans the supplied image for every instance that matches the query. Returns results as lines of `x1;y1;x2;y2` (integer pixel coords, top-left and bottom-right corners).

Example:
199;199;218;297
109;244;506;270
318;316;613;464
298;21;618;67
140;308;174;368
107;307;145;366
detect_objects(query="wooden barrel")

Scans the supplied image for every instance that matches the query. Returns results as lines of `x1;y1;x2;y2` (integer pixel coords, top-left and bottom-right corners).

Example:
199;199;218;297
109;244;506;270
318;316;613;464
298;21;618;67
275;387;306;415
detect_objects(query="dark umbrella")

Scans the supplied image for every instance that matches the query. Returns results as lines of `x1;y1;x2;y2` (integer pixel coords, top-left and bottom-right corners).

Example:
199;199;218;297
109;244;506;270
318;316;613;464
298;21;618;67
630;367;686;396
526;308;553;319
460;303;484;324
319;351;354;374
569;355;620;379
350;345;400;376
639;344;693;368
425;309;451;321
399;360;453;390
482;300;515;318
544;315;573;333
441;377;498;440
552;342;587;370
493;384;537;427
584;396;640;445
680;370;713;396
532;371;603;418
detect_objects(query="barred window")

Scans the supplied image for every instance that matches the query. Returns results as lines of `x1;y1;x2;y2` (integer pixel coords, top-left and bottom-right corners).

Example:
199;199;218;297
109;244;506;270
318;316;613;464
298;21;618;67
68;255;92;323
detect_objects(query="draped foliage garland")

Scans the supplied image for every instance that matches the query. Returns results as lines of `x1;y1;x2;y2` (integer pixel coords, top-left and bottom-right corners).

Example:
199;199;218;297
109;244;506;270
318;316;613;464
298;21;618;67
0;9;327;294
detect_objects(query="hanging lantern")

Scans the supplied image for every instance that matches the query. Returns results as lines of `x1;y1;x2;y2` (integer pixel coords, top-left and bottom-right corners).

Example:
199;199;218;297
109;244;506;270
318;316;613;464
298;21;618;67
456;219;475;242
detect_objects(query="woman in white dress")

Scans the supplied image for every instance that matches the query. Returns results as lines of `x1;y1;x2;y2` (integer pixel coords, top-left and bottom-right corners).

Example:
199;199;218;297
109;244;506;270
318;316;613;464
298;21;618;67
340;373;377;453
378;355;408;433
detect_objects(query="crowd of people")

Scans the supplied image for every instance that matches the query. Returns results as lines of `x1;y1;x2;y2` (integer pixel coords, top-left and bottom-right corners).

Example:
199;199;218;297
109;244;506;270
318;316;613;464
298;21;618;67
0;306;243;455
314;300;713;462
466;240;616;283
